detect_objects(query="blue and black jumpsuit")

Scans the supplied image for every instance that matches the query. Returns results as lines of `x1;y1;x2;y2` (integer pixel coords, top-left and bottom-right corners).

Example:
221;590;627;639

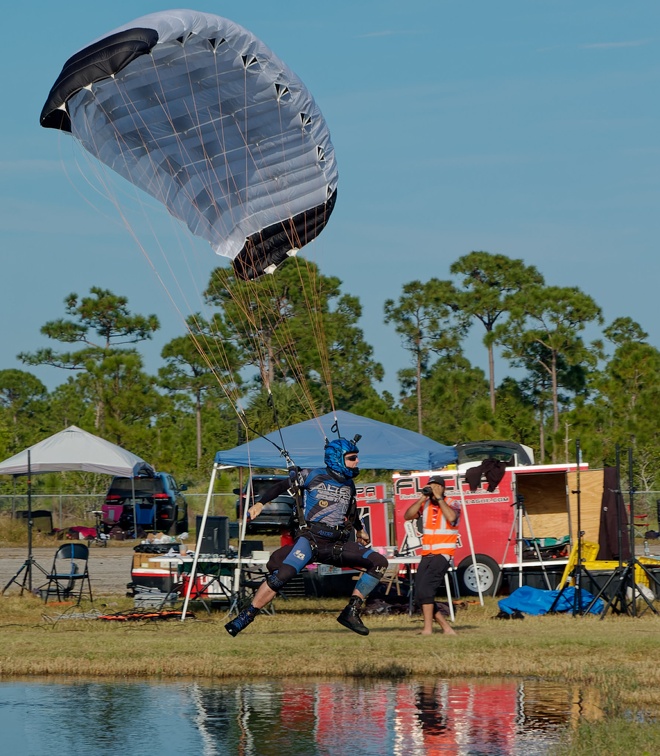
260;467;388;595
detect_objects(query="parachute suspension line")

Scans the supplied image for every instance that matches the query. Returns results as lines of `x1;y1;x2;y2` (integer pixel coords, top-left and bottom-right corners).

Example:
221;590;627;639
175;47;321;415
291;255;336;413
70;150;250;433
254;271;325;419
88;77;310;427
77;63;262;417
262;386;307;532
224;270;322;423
72;116;246;415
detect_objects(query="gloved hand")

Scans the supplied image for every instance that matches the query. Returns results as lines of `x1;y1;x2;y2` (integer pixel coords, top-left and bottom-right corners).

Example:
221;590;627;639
355;529;370;546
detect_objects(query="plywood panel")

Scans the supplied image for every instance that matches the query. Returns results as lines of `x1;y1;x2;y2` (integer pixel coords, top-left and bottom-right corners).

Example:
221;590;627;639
567;469;603;544
516;472;571;539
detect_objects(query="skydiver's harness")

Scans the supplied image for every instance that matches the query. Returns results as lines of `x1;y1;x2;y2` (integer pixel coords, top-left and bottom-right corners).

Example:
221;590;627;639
286;466;356;561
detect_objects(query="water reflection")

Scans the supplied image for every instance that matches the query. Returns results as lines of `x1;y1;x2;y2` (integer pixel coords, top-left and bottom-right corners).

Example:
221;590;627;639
0;676;598;755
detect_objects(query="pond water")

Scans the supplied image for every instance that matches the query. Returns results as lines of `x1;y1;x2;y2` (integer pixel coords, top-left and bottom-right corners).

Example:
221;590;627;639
0;676;598;755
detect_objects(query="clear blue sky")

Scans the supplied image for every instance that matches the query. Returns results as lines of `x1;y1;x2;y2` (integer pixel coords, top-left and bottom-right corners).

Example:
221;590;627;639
2;1;659;399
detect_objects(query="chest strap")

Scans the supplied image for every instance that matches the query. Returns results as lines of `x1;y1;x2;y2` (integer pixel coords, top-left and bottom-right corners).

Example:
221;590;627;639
306;521;349;541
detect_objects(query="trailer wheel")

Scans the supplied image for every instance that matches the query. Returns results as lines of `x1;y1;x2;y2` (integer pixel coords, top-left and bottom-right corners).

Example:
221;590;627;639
457;555;500;596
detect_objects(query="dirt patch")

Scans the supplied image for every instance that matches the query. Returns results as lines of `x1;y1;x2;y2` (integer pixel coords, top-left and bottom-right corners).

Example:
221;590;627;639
0;544;135;596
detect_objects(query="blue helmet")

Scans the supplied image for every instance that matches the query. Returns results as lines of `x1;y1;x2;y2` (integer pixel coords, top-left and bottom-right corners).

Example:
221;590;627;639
324;438;360;479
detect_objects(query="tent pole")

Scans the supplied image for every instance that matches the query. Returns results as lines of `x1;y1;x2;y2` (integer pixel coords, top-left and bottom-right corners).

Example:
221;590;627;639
457;472;484;606
228;471;254;614
181;463;218;621
240;473;254;542
131;476;137;539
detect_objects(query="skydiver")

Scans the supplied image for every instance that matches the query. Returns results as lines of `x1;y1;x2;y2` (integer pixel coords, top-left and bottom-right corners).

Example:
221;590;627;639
225;438;388;637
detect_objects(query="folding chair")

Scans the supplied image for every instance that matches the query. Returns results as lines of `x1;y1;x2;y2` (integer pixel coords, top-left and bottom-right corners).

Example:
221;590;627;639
135;502;156;532
101;502;124;527
381;563;403;597
43;543;93;605
634;512;650;539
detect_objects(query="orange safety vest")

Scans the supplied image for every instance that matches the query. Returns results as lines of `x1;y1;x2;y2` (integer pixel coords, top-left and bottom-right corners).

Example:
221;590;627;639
420;498;459;556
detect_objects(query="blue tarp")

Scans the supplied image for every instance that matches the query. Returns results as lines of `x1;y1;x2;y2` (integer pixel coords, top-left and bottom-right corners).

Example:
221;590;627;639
498;585;604;616
214;410;457;471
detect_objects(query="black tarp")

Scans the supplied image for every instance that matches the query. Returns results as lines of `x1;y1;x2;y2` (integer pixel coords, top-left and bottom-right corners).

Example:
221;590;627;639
597;466;631;561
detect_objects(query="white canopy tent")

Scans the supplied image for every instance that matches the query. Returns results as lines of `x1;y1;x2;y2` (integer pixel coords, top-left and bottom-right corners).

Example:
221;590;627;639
0;425;153;478
0;425;153;596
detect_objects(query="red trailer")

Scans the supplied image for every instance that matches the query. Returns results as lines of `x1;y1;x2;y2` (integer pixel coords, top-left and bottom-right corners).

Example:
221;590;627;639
393;460;603;596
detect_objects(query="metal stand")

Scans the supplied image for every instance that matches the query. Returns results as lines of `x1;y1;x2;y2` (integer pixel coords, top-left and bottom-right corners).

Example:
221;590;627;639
2;451;49;597
493;493;551;595
591;447;660;618
548;439;596;615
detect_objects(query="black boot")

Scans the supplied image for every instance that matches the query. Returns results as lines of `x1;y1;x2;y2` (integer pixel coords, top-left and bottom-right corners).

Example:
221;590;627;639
337;596;369;636
225;605;260;637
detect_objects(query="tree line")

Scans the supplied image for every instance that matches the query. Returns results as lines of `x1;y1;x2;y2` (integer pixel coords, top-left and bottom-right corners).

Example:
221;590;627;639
1;251;658;493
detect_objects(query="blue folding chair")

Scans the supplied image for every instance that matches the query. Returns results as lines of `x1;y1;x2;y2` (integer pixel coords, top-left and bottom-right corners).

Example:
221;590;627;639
43;543;93;605
135;502;156;531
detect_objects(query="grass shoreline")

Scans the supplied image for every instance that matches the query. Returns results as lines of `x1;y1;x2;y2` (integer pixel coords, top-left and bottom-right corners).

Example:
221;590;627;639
0;594;656;688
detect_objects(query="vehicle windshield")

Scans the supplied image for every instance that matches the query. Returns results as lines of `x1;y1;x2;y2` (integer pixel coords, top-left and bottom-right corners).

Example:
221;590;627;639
108;478;163;497
456;441;532;466
247;478;288;499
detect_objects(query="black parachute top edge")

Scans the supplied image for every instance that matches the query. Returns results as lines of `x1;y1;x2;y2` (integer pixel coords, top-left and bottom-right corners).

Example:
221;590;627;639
233;188;338;280
40;28;159;132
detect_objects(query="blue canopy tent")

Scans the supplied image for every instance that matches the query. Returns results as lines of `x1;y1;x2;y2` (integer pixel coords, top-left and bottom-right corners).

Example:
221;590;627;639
214;410;457;471
181;411;456;620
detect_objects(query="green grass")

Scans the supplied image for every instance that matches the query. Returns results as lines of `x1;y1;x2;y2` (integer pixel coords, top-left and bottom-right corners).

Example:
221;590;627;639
551;717;660;756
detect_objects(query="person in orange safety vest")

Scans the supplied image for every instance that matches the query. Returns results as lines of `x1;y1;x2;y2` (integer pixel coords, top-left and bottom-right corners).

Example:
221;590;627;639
404;476;460;635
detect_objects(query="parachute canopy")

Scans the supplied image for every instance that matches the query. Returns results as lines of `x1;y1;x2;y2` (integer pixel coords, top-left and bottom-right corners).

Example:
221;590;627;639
41;9;338;280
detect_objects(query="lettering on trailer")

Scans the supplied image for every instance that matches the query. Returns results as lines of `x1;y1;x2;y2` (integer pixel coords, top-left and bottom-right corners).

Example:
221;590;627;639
355;483;387;501
393;472;517;565
394;474;508;503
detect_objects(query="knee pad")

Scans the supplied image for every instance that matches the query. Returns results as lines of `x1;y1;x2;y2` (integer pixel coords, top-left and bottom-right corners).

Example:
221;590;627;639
266;573;285;591
367;552;388;579
266;564;297;591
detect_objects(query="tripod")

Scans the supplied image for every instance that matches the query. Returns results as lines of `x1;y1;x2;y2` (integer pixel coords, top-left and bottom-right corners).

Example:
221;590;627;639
2;451;49;597
548;439;597;615
493;493;551;595
589;447;660;618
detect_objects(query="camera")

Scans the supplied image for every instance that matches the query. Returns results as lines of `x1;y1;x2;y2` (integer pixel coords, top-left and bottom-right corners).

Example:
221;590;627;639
422;485;433;496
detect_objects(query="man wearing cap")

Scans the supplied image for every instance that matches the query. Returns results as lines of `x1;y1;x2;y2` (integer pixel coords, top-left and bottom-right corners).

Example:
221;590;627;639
404;476;460;635
225;438;388;637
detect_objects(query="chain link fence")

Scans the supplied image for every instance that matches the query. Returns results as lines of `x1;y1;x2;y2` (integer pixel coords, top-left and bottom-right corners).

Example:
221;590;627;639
1;490;658;536
0;492;236;531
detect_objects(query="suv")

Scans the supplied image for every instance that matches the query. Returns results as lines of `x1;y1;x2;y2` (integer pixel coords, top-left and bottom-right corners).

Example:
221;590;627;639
104;472;189;535
234;475;295;533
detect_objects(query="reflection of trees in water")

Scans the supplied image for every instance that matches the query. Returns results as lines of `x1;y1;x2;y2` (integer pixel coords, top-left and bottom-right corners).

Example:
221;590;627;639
518;680;603;731
54;682;154;750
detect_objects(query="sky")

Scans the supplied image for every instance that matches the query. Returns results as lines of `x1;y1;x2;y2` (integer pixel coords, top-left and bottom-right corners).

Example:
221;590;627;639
2;1;660;401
